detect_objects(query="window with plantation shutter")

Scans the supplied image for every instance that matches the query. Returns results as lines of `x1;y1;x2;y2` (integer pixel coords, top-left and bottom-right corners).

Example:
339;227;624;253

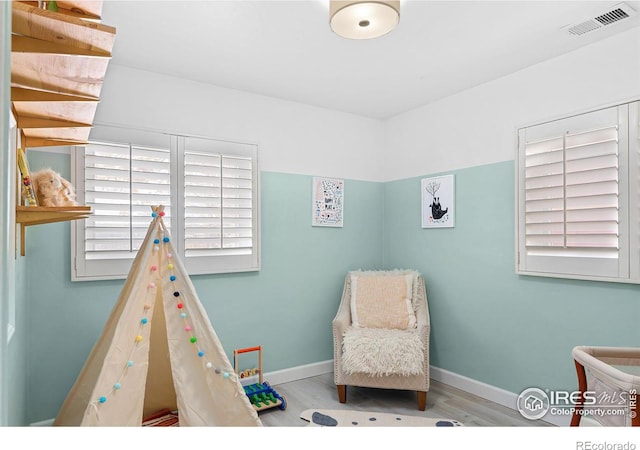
516;101;639;283
82;141;172;261
71;125;259;281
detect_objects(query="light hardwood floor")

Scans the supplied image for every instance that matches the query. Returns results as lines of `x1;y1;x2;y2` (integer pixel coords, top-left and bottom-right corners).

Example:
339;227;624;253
256;372;553;427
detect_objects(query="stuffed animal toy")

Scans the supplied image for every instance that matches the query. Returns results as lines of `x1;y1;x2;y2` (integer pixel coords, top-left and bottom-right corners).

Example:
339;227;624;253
30;168;78;207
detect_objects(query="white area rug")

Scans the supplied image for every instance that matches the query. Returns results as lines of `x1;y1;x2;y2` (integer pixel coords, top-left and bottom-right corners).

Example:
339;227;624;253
300;409;464;427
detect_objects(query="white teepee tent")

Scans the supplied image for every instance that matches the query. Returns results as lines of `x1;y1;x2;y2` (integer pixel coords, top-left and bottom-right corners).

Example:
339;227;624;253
54;206;262;426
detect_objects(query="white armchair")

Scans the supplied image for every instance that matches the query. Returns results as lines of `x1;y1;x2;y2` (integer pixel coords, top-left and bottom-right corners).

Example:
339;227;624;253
332;270;430;410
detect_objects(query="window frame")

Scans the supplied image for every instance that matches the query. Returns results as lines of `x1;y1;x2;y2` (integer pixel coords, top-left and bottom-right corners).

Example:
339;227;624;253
515;100;639;284
71;126;260;282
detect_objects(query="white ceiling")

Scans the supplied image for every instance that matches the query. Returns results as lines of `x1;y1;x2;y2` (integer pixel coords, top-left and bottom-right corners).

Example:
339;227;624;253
101;0;640;119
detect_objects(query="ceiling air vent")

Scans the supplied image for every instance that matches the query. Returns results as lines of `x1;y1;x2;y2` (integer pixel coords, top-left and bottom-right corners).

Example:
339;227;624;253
566;2;636;36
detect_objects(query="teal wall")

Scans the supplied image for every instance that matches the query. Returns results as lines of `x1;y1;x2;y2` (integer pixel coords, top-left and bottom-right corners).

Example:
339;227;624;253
21;152;640;424
24;151;384;424
384;161;640;394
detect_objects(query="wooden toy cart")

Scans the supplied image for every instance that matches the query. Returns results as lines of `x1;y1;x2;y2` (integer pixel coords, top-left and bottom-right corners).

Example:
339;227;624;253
233;346;287;412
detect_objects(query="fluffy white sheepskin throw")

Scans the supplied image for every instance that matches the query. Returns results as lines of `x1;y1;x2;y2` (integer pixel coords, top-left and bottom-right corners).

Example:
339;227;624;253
342;326;424;377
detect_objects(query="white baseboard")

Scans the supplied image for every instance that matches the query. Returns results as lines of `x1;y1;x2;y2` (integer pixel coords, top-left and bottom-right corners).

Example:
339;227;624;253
261;359;334;386
260;361;567;426
30;418;54;426
31;361;570;427
430;366;568;427
31;360;335;426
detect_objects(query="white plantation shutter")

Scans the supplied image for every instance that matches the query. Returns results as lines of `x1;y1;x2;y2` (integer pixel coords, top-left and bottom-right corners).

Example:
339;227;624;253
72;126;259;281
178;136;258;274
83;142;172;260
517;102;639;283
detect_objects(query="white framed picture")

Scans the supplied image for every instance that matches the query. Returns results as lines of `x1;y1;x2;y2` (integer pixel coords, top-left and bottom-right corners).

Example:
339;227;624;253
312;177;344;227
421;174;454;228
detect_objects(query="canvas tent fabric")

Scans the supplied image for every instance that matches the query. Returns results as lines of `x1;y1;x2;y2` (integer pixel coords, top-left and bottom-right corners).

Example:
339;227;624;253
54;206;262;426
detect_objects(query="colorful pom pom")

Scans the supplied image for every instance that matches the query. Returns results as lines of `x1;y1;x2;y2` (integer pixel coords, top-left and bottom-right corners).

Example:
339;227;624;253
185;325;191;332
181;313;187;319
173;291;180;297
99;396;107;403
170;275;176;282
152;212;157;218
167;263;174;270
223;372;230;379
154;245;159;252
135;335;143;343
141;318;148;325
206;362;213;369
198;351;204;357
154;239;160;244
159;211;165;217
151;265;157;272
167;253;173;259
144;303;152;310
190;337;197;343
148;282;155;289
177;303;183;309
163;237;170;242
127;361;134;367
114;383;121;390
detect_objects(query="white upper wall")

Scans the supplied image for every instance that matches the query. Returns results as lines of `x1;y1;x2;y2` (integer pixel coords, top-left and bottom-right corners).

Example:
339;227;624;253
95;26;640;184
383;27;640;182
95;64;386;182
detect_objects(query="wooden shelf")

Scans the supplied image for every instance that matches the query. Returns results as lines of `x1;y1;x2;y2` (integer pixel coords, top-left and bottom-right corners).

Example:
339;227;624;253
11;1;113;255
11;0;115;147
16;205;92;256
19;1;104;21
16;205;91;225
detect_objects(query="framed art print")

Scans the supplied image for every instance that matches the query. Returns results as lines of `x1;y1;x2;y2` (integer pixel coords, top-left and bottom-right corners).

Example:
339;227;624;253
312;177;344;227
422;174;454;228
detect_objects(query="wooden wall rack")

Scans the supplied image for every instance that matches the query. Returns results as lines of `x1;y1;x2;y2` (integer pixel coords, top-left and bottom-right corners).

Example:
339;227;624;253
10;1;116;255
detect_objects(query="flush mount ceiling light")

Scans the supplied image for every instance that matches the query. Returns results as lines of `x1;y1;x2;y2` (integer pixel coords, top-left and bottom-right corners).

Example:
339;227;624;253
330;1;400;40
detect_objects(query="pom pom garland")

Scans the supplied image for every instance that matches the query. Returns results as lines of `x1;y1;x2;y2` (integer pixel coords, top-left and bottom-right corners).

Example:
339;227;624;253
94;213;238;409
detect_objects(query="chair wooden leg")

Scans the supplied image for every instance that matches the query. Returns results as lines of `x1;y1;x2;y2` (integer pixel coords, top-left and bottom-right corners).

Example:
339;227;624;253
418;391;427;411
337;384;346;403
